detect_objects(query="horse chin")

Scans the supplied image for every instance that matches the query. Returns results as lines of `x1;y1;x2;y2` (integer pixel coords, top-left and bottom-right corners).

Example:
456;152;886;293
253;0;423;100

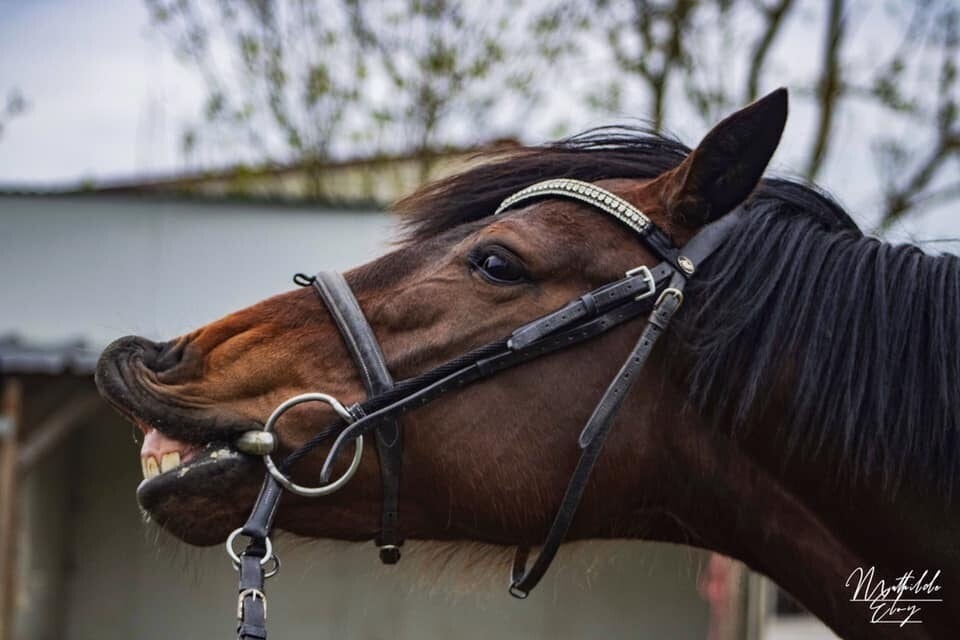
136;448;260;546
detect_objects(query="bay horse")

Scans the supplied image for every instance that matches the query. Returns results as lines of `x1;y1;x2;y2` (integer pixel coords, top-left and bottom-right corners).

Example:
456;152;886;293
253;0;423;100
96;89;959;639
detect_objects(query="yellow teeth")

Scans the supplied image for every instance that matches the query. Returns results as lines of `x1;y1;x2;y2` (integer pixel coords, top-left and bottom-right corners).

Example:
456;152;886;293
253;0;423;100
160;452;181;473
142;452;185;479
143;456;160;479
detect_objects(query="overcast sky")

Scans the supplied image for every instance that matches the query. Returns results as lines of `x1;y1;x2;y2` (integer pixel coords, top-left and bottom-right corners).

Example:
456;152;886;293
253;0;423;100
0;0;201;184
0;0;957;244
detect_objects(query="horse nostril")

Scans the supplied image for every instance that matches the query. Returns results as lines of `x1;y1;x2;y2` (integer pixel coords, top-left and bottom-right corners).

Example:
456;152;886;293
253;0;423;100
151;340;187;373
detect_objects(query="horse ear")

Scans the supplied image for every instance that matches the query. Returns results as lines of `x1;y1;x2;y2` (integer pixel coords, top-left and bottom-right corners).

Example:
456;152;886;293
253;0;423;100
665;87;788;227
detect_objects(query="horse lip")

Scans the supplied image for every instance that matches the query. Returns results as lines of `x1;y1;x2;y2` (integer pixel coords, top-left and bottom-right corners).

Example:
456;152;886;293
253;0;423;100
95;336;261;445
135;443;258;522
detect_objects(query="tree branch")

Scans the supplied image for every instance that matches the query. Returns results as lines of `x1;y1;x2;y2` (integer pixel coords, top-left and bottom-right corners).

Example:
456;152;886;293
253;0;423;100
804;0;846;180
878;5;958;228
880;134;959;228
745;0;796;102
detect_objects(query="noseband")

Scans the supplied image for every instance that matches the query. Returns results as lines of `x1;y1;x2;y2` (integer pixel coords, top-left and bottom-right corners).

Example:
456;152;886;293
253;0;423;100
229;178;740;639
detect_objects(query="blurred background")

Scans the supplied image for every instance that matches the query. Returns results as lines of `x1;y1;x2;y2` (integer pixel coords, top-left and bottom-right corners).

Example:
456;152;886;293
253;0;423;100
0;1;957;639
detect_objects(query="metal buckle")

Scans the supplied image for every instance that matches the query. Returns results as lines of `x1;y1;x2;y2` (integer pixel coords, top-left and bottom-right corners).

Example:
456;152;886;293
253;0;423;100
237;588;267;621
624;265;656;300
260;392;364;497
655;287;684;308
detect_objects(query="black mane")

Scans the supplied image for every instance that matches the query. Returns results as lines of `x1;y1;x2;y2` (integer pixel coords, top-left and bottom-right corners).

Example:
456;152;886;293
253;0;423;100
395;127;960;500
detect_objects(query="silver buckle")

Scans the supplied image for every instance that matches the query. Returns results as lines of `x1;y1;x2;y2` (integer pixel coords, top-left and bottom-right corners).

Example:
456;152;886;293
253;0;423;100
655;287;684;308
624;265;656;300
237;588;267;621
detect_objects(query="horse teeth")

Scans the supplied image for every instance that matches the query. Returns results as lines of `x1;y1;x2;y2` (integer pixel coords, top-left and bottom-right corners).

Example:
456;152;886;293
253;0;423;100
161;452;181;473
143;456;160;479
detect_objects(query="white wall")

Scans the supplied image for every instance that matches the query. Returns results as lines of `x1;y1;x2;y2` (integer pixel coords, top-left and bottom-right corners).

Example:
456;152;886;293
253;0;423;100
0;196;394;345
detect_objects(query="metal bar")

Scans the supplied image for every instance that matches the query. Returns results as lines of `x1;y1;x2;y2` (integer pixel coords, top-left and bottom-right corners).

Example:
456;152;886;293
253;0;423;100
0;379;23;640
17;393;101;473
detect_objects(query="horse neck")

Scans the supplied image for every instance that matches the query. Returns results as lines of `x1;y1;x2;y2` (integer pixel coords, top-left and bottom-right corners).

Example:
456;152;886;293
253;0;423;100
683;237;960;636
624;386;956;640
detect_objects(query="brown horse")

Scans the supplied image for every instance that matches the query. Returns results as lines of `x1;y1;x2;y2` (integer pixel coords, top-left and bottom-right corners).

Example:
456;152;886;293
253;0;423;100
96;89;960;639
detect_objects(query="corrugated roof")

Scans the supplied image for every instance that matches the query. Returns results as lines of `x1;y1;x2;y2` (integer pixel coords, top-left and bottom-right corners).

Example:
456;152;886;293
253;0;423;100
0;335;99;375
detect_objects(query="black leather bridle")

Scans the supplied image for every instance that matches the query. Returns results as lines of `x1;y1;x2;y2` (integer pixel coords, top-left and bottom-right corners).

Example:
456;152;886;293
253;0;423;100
228;178;741;639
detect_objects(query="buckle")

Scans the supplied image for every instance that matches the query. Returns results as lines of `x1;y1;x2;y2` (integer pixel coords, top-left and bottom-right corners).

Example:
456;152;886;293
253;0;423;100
655;287;684;309
237;588;267;621
624;265;656;300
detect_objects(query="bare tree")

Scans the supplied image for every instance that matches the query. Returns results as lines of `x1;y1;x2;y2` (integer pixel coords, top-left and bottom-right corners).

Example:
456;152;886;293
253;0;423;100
803;0;844;180
147;0;957;223
871;1;959;229
343;0;539;176
745;0;796;103
547;1;798;130
552;0;958;225
146;0;362;191
147;0;538;184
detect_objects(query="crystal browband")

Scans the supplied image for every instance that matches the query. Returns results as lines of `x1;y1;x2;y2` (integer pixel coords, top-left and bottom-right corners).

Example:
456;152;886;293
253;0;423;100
494;178;650;235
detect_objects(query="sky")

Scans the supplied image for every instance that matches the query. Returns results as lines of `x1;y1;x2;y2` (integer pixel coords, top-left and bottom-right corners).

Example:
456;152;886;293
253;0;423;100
0;0;202;184
0;0;957;244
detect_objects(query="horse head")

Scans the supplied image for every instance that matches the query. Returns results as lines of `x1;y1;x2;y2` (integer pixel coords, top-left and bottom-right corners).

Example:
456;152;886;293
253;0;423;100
96;88;960;639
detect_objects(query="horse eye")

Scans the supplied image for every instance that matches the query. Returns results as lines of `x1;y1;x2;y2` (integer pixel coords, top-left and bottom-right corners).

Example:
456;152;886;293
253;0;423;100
471;248;528;285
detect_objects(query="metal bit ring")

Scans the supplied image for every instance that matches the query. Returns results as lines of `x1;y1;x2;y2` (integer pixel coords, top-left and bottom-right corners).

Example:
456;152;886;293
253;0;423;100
261;392;364;497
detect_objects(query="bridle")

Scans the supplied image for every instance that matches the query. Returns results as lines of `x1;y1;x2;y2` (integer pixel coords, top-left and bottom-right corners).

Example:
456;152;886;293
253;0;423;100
226;178;741;639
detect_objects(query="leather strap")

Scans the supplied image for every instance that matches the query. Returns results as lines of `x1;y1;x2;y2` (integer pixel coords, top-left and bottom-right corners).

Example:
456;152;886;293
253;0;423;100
317;288;663;483
509;262;673;349
313;272;404;563
237;542;268;640
240;477;284;539
508;272;686;597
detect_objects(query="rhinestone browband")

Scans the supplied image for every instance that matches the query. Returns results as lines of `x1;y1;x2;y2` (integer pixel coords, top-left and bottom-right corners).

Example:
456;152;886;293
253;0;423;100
494;178;650;235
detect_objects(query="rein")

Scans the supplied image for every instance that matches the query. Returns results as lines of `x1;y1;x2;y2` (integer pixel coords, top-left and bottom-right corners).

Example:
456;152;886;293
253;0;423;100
227;178;740;639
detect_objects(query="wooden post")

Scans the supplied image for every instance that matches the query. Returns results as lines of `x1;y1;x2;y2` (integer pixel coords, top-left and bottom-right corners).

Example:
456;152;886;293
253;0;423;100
0;379;23;640
17;393;100;473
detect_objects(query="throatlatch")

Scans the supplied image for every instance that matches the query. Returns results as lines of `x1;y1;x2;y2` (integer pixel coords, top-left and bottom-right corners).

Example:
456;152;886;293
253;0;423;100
229;178;740;638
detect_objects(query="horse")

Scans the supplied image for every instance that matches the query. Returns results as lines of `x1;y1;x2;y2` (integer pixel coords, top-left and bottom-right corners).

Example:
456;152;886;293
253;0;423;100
95;89;960;639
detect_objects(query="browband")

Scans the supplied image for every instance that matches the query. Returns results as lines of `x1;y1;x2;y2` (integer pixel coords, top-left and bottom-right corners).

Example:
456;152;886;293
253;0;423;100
495;178;651;233
495;177;694;273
